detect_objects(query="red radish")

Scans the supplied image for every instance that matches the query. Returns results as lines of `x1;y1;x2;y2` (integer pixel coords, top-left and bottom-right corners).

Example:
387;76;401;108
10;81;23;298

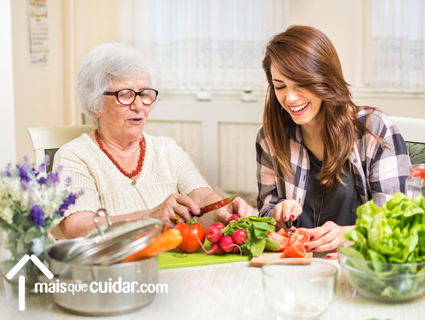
227;214;240;223
211;222;226;230
219;235;234;253
232;246;240;254
206;226;222;243
195;233;224;254
207;243;224;255
232;229;247;245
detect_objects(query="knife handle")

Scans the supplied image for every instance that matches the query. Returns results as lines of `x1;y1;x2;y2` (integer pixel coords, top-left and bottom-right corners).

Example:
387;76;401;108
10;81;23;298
191;211;204;218
285;219;292;230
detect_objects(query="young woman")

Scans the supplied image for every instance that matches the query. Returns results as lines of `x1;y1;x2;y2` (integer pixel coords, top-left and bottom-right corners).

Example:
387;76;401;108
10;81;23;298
256;26;410;258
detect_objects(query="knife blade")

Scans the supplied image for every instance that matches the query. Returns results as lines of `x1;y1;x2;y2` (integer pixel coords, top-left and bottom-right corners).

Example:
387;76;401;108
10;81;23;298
171;195;237;223
285;219;294;235
197;195;237;217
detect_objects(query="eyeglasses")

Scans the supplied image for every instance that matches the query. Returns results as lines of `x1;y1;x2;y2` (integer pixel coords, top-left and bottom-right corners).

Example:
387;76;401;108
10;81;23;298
103;88;159;106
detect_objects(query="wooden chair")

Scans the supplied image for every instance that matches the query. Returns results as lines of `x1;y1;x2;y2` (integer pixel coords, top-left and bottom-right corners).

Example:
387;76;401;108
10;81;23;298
389;116;425;165
26;124;95;171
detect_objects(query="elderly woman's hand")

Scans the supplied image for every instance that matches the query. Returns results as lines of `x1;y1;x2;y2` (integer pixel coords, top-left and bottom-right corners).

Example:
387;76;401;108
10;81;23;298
214;196;255;224
149;193;201;227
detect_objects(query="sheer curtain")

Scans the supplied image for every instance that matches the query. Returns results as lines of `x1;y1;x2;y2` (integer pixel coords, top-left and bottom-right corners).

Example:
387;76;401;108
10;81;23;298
370;0;425;90
121;0;288;93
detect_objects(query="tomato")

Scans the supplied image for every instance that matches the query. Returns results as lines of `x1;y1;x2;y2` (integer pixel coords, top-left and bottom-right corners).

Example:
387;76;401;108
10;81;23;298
289;229;310;245
283;239;306;258
174;220;206;253
267;232;289;252
277;228;290;238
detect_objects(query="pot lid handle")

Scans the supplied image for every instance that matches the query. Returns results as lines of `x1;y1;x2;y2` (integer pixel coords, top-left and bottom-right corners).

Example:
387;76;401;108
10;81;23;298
95;208;112;227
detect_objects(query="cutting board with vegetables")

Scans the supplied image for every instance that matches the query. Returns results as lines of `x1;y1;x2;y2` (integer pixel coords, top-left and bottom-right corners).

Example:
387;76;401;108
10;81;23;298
249;252;313;267
156;216;313;269
158;246;249;269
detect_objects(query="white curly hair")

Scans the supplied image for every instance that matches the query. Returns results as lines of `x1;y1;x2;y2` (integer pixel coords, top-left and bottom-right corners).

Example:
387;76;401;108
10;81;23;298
76;42;158;127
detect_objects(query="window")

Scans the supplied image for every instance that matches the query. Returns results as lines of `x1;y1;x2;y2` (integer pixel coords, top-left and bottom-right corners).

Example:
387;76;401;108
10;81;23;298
370;0;425;90
121;0;288;94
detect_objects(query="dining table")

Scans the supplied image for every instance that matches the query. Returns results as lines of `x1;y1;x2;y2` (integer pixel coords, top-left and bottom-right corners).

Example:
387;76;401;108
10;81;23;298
1;255;424;320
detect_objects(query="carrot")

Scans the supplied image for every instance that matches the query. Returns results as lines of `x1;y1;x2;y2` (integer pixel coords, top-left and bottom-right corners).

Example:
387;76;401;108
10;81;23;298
121;229;182;263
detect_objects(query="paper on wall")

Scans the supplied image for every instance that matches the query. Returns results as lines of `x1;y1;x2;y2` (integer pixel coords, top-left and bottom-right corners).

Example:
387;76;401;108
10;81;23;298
28;0;49;66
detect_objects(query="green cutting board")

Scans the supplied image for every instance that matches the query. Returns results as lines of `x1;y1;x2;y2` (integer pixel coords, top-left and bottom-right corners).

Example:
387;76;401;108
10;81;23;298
158;242;250;269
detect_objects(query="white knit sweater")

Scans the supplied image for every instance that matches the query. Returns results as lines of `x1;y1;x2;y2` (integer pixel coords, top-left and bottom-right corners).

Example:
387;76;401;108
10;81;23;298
53;133;211;217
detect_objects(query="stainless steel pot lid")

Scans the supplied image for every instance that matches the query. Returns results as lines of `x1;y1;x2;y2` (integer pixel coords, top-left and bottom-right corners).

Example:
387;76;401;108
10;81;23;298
62;208;164;265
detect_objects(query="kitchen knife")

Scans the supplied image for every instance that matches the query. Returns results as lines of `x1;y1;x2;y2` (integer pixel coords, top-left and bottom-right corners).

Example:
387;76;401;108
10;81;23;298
171;195;237;223
197;195;237;217
285;219;294;235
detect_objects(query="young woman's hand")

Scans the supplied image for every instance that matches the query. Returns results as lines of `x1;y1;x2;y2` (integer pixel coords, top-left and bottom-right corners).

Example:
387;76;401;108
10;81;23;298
299;221;355;259
271;199;302;231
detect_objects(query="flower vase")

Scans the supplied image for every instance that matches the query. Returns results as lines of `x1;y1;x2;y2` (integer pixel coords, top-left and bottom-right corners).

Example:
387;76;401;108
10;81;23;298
0;229;53;293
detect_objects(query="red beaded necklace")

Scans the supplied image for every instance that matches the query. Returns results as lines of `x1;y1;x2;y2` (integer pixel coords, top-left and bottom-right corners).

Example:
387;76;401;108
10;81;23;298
95;129;145;178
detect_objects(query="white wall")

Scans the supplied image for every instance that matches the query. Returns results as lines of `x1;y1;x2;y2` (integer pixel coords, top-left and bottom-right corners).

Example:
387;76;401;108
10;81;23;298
11;0;65;164
0;0;16;168
11;0;121;164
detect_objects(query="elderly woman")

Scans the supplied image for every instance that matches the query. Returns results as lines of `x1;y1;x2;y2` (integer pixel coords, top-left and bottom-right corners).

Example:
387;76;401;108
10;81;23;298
54;43;252;239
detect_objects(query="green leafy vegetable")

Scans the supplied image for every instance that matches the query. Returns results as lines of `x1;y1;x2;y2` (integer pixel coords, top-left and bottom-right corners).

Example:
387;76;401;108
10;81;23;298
341;193;425;300
222;216;276;257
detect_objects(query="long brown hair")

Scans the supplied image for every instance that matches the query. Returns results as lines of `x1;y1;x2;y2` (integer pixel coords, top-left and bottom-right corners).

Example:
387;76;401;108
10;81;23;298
262;25;385;188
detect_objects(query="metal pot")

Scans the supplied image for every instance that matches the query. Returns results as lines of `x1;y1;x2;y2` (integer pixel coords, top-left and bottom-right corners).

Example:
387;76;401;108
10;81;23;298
42;214;165;316
44;238;159;316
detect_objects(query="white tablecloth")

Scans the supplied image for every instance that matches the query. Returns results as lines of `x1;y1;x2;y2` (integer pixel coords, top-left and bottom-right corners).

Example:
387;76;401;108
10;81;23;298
1;260;424;320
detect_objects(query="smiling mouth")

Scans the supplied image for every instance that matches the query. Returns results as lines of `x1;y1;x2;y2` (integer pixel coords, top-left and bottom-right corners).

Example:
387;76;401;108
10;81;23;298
288;102;309;112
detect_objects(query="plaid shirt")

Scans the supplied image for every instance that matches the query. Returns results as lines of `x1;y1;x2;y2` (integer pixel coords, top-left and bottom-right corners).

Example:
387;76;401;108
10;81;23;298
256;109;411;217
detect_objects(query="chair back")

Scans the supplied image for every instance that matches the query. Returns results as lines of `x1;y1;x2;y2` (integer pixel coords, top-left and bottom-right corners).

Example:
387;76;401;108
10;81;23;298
26;125;95;171
389;116;425;164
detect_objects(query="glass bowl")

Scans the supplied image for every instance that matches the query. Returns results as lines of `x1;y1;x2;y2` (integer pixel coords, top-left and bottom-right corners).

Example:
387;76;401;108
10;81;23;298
262;258;337;320
338;241;425;302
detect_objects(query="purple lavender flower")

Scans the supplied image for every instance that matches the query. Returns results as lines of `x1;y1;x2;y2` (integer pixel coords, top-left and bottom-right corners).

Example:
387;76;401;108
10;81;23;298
45;172;59;187
38;155;49;173
37;176;47;185
65;176;72;187
20;180;32;191
29;205;45;227
5;163;12;177
18;165;31;182
38;163;46;174
57;193;77;216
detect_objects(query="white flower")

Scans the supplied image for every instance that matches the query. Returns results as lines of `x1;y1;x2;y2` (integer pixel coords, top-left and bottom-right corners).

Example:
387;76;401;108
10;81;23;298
20;190;31;212
0;206;14;224
8;179;22;202
31;238;44;256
